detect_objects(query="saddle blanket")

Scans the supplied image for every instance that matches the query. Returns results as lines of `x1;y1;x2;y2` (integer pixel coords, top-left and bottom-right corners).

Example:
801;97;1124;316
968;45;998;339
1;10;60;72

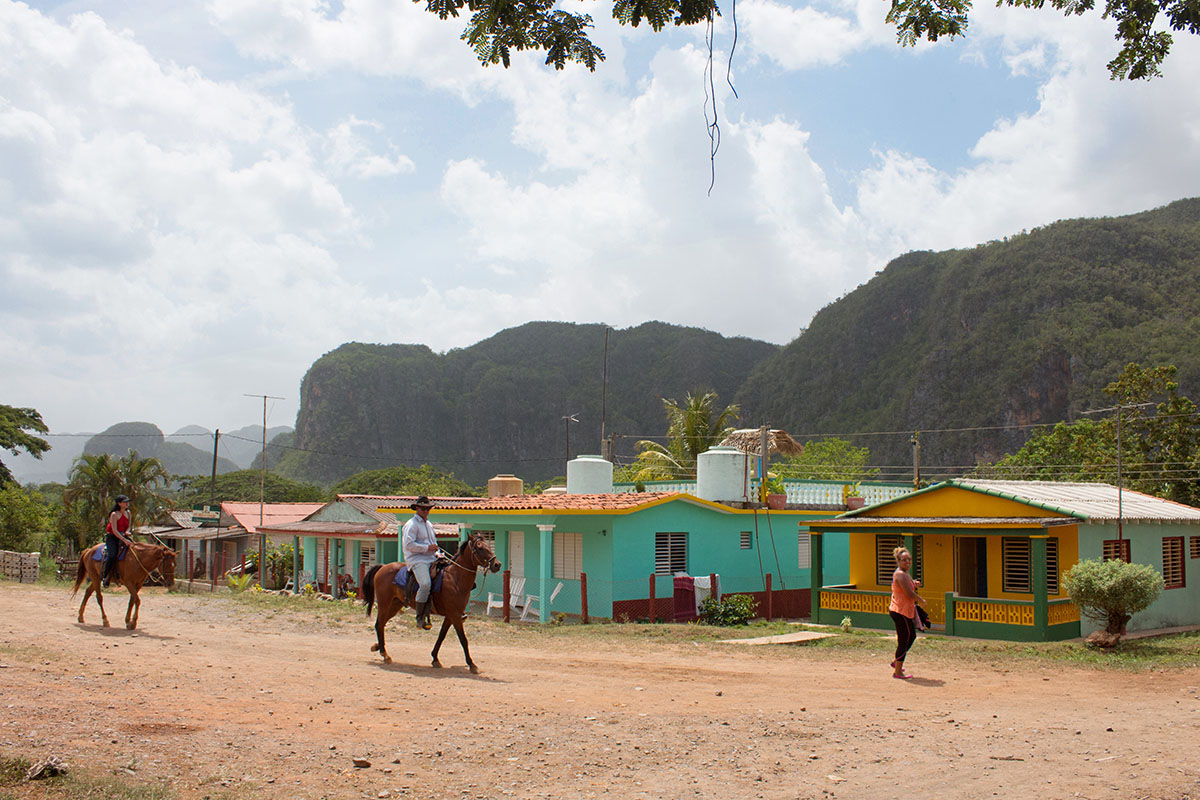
393;564;443;594
91;544;128;562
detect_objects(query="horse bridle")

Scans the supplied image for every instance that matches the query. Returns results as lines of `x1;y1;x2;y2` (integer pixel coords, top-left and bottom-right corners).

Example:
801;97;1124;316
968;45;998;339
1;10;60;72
442;536;499;574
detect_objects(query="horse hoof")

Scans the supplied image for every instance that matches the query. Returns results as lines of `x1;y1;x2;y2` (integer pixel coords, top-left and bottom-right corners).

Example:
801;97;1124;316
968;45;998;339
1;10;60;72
102;621;110;628
469;665;480;674
382;655;392;664
370;644;380;652
431;660;442;669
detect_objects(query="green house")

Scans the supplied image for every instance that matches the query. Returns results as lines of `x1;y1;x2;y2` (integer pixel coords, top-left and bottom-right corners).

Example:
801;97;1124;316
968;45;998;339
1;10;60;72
807;479;1200;641
382;491;843;623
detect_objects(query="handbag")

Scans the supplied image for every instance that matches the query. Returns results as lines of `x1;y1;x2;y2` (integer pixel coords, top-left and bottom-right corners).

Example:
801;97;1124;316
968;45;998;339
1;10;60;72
915;605;931;630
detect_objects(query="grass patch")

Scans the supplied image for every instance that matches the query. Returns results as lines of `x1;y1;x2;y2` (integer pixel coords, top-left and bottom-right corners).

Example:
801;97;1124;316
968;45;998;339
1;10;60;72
0;755;173;800
0;643;64;664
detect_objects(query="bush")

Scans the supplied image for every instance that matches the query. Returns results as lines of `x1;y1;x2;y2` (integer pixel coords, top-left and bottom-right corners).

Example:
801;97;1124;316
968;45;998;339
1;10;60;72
699;594;759;626
1064;558;1164;638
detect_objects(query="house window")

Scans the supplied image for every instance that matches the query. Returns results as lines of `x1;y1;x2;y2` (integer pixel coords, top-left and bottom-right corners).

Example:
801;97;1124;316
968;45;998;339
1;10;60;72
1163;537;1185;589
911;535;924;585
655;532;687;575
875;535;902;586
1002;538;1032;593
1103;539;1131;563
1190;536;1200;559
474;530;496;546
1046;537;1059;595
875;535;921;585
797;532;811;570
740;531;753;550
553;532;582;580
359;543;376;567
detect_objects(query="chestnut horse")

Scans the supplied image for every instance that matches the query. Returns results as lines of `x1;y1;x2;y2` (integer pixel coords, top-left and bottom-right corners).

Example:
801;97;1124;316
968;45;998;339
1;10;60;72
72;542;177;630
362;533;501;673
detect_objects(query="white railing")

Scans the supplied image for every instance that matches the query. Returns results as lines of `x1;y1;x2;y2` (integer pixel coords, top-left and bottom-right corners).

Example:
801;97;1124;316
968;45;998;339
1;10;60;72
613;479;912;505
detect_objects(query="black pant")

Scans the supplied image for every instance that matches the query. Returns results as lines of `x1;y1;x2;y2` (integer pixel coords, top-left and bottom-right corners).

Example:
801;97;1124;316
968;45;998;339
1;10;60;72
103;534;121;583
890;610;916;663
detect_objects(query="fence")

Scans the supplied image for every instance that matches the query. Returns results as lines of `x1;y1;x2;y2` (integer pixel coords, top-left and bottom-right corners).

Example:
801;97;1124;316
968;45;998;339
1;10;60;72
0;550;40;583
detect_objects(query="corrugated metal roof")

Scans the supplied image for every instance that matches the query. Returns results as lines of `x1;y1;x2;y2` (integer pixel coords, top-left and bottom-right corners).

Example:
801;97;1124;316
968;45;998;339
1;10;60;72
948;480;1200;522
221;502;327;533
256;519;386;537
814;516;1074;528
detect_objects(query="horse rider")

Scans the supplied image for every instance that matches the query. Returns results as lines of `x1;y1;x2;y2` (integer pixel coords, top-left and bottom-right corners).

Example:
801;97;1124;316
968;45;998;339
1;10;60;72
402;495;439;629
102;495;134;588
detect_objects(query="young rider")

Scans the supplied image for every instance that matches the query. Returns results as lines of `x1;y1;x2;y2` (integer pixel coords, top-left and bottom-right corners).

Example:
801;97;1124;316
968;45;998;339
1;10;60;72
102;495;133;588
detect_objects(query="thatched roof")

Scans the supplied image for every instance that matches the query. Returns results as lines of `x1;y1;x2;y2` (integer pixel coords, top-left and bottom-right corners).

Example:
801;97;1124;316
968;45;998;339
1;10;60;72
719;428;804;457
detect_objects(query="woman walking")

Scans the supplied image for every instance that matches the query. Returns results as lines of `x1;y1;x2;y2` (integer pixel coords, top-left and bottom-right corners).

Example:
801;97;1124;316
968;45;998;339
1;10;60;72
888;546;925;679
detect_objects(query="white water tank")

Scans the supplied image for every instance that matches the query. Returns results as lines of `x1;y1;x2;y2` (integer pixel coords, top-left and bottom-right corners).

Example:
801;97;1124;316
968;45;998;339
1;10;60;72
696;446;755;503
567;454;614;494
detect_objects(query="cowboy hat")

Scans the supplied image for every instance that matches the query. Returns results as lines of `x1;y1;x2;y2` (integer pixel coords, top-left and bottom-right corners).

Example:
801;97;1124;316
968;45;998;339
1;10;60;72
410;496;434;509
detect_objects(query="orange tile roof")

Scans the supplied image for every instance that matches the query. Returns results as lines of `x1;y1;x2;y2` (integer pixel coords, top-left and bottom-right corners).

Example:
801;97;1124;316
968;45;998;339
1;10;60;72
421;492;680;513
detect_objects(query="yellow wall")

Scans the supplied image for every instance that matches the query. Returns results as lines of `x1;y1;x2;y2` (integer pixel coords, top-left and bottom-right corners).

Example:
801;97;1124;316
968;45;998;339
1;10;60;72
846;527;1078;601
863;486;1073;519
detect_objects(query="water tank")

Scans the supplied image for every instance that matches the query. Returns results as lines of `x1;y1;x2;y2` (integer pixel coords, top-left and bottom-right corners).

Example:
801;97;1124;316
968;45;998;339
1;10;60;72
567;454;614;494
696;446;755;503
487;474;524;497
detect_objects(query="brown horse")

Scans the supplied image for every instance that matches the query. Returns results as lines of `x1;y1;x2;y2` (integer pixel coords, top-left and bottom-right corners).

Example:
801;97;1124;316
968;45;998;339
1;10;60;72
362;533;501;673
72;541;177;630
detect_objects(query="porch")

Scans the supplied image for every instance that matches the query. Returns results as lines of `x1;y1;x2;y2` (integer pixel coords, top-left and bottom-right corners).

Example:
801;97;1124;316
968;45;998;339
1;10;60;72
813;586;1081;641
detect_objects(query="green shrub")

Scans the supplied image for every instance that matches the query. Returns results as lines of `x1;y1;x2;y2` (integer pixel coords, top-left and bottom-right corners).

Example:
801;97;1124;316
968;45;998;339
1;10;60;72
1064;558;1164;636
228;573;253;593
699;593;759;626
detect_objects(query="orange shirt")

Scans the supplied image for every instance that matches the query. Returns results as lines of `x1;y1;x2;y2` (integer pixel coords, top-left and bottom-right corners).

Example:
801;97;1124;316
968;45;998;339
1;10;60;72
889;569;916;617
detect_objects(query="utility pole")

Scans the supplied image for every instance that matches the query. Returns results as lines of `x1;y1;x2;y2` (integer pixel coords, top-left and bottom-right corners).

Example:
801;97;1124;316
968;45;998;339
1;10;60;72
246;393;284;586
1080;401;1154;541
210;429;220;505
600;327;610;456
562;413;579;464
910;431;920;489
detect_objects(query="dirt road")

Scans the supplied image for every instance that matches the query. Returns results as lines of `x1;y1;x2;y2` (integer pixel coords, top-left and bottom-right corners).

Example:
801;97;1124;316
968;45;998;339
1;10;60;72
2;583;1198;799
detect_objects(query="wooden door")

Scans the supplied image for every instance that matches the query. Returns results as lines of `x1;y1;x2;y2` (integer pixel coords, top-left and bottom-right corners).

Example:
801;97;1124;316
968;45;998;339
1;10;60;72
508;531;525;579
955;537;988;598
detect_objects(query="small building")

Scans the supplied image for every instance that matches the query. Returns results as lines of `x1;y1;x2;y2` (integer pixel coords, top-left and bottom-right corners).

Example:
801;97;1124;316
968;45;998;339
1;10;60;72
257;495;473;594
381;490;839;623
806;479;1200;641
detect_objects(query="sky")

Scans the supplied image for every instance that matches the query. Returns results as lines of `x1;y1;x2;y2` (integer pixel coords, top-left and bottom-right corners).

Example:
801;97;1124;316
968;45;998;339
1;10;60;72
3;0;1200;444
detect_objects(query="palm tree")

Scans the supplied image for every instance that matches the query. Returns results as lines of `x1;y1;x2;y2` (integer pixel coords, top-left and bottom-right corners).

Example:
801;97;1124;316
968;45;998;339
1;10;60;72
63;451;171;549
631;392;740;481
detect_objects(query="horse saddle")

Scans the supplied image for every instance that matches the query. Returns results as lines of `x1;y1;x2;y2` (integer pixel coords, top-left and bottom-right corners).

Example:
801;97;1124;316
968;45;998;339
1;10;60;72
91;544;128;562
393;558;449;601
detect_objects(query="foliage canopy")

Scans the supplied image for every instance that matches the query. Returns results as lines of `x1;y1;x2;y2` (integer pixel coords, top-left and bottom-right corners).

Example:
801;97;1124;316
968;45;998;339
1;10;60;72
777;438;880;481
62;451;172;550
331;465;481;497
173;470;326;506
420;0;1199;78
0;405;50;485
1063;557;1164;636
629;391;739;481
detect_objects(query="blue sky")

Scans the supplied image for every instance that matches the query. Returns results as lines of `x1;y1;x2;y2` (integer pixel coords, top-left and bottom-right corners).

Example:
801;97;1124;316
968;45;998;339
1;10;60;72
3;0;1200;443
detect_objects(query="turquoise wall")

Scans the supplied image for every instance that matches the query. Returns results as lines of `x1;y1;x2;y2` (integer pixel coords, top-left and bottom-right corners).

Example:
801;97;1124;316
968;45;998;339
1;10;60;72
1078;522;1200;634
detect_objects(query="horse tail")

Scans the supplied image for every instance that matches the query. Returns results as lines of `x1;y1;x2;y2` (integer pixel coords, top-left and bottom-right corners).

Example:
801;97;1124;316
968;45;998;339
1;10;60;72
362;563;382;616
71;551;89;597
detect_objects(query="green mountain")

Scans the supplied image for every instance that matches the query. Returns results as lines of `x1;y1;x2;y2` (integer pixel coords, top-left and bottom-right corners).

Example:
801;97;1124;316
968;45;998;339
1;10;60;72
734;198;1200;477
84;422;241;476
277;321;780;485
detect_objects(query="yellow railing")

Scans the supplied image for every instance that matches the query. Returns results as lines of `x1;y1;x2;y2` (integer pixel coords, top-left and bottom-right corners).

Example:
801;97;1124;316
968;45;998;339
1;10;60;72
1048;602;1081;625
923;596;945;625
821;591;889;615
955;600;1034;626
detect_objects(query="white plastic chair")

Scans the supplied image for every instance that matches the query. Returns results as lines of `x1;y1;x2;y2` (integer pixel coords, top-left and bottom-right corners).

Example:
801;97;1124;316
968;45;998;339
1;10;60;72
486;576;526;615
285;569;314;592
521;581;564;621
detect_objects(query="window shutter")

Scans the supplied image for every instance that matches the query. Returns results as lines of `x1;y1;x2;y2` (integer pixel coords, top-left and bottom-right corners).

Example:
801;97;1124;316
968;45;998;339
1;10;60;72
1046;537;1059;594
655;532;687;575
1002;538;1031;593
1102;539;1131;563
875;535;902;586
797;533;811;570
553;532;582;579
1163;537;1185;589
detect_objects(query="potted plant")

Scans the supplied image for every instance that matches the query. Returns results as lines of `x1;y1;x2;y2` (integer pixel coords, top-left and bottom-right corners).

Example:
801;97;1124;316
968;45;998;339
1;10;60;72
843;482;865;510
765;474;787;509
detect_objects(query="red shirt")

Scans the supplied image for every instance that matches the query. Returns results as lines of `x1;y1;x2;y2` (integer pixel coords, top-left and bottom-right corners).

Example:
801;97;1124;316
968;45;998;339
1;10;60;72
107;511;130;535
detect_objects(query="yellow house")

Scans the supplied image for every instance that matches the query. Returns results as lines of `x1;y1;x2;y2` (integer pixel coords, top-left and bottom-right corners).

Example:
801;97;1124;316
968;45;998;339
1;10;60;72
806;479;1200;641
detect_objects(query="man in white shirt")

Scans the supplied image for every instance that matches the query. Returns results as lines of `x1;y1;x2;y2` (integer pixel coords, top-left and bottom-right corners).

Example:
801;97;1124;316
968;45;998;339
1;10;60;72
402;496;439;629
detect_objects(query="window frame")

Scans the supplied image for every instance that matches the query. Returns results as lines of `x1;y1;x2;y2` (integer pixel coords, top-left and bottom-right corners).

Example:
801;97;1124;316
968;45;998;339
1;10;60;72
553;531;582;580
1102;539;1131;563
1163;536;1185;590
655;532;687;575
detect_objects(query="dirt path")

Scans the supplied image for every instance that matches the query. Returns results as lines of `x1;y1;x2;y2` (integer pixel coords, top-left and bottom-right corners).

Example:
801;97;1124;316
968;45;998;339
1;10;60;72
2;583;1199;800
